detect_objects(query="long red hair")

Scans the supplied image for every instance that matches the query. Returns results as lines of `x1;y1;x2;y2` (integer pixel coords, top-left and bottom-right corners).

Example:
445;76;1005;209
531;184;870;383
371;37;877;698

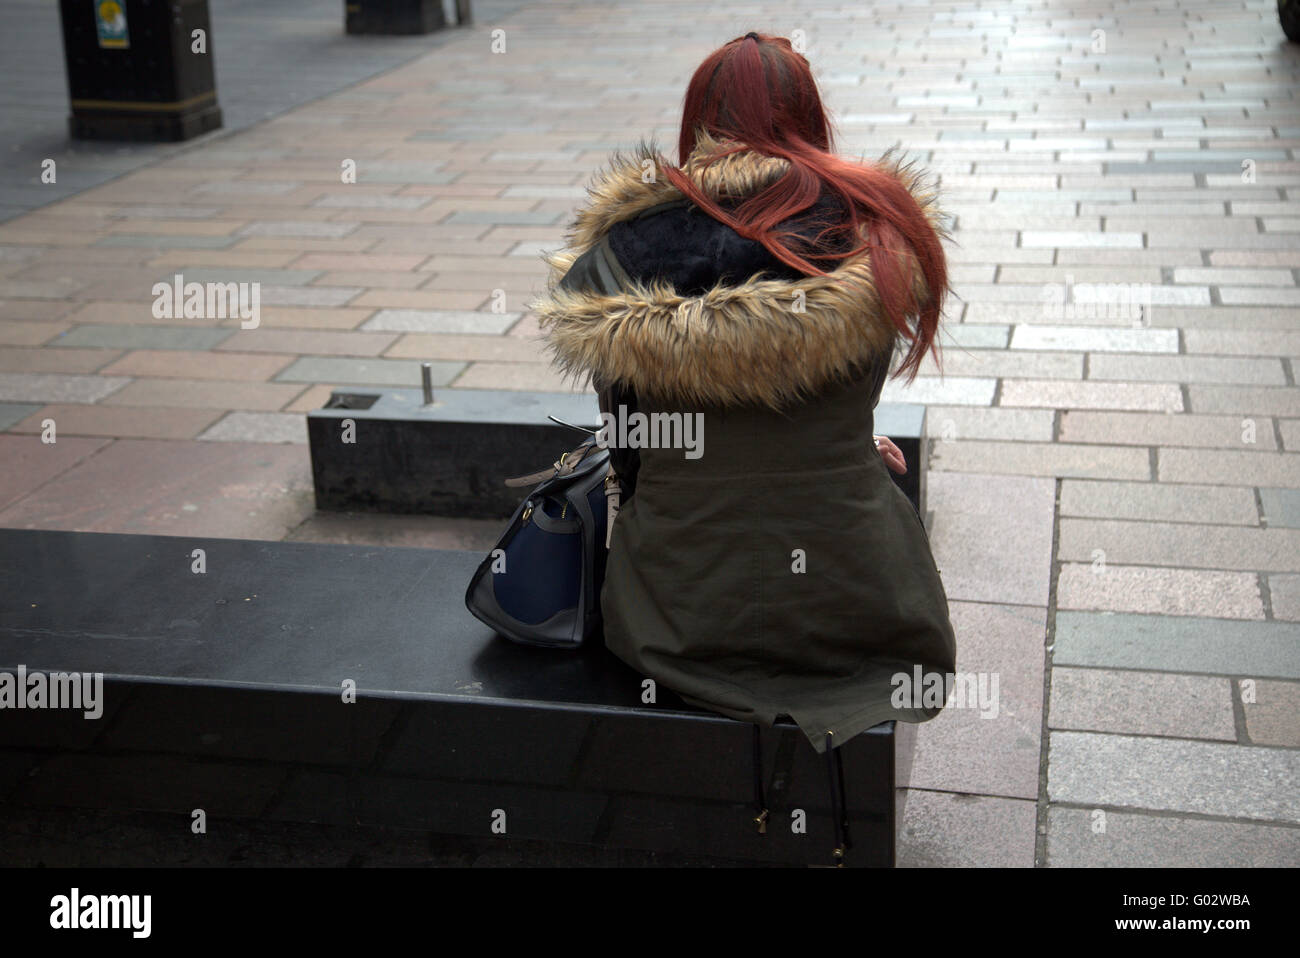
659;32;947;380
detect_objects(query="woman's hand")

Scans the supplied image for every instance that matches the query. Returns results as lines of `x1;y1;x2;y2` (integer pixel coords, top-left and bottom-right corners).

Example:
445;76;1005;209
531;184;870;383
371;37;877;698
874;435;907;474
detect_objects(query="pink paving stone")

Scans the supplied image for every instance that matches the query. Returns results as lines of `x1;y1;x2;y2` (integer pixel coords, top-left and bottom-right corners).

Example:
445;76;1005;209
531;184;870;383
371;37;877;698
0;322;68;346
0;434;112;511
0;438;315;540
99;349;295;381
290;253;429;271
10;403;222;441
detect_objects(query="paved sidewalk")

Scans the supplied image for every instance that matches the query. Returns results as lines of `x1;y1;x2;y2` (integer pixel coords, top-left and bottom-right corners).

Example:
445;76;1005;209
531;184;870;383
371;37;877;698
0;0;528;221
1;0;1298;866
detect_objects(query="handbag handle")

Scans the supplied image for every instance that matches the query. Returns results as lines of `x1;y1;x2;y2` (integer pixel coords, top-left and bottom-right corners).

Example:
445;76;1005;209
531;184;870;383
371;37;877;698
547;414;598;435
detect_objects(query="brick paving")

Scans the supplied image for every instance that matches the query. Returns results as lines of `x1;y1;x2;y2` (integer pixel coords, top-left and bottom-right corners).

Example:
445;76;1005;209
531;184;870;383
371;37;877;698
1;0;1298;866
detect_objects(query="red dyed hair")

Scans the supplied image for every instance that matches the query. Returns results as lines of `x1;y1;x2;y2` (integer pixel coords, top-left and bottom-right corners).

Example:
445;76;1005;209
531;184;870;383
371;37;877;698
659;32;948;380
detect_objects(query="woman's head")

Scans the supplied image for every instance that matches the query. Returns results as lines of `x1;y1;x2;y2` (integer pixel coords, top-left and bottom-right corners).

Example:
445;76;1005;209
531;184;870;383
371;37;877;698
661;31;948;381
676;32;832;161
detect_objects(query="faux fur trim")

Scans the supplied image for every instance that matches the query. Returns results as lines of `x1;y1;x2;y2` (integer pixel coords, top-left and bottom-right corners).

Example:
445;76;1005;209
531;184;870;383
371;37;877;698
532;131;946;410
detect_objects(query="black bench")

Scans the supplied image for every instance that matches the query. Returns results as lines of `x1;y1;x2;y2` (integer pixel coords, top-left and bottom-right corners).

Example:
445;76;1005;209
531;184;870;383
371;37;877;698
0;528;915;867
308;387;927;519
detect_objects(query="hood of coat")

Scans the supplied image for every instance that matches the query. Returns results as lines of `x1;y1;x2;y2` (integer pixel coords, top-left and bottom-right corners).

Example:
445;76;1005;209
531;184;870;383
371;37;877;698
531;130;946;410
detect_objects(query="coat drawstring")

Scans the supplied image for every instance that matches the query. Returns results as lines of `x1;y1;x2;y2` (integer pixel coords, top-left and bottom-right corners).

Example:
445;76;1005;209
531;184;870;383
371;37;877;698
825;731;852;866
751;725;854;866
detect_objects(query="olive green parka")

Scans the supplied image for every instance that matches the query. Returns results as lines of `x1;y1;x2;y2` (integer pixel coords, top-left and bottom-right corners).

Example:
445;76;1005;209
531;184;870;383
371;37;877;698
532;132;957;754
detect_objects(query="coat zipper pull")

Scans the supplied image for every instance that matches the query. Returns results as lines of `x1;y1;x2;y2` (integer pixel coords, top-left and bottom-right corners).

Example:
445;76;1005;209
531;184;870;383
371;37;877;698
604;472;621;549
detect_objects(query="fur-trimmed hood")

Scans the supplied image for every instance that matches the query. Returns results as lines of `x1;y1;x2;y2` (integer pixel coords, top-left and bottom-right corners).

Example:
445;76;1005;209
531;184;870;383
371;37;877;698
531;131;946;410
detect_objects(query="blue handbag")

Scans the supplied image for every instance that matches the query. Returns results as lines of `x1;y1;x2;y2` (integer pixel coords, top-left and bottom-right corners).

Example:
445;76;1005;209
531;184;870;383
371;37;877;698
464;436;620;649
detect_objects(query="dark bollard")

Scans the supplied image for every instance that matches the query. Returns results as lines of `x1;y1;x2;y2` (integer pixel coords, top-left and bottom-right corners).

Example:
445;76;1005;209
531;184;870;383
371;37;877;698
344;0;449;35
57;0;223;142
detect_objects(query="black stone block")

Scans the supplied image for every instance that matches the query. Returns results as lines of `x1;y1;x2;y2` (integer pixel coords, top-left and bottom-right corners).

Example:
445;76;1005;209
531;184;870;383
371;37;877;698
11;753;285;818
100;685;401;767
307;388;928;518
0;529;915;866
308;388;602;518
379;702;592;786
356;777;609;844
345;0;448;34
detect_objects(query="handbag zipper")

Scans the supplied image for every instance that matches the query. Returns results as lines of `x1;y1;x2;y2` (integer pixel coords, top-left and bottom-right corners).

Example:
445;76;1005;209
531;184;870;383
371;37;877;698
521;500;568;524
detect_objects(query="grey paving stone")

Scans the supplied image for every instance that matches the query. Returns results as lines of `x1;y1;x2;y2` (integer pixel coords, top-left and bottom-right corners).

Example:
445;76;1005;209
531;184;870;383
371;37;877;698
359;164;456;185
1059;479;1259;525
1243;679;1300;746
95;234;238;250
1088;354;1287;385
1;279;86;299
1060;411;1277;450
274;356;463;388
0;402;41;431
1106;161;1244;175
501;186;588;199
256;285;362;307
1046;806;1300;866
237;221;358;239
929;349;1082;379
1054;611;1295;677
1143;307;1300;331
197;412;308;444
1269;574;1300;622
0;246;44;264
927;472;1056;605
1172;267;1296;286
941;324;1009;348
1188;386;1300;417
964;302;1139;327
1055;249;1203;268
1059;518;1300;572
444;211;566;225
1056;564;1265;619
193;181;301;195
1159;448;1300;488
1220;287;1300;306
878;376;996;406
1260;488;1300;528
1021;231;1143;248
924;406;1055;442
930;440;1150;480
898;792;1037;867
1001;380;1183;412
1049;667;1236;740
112;205;221;219
0;372;129;404
162;267;323;287
1280;419;1300;452
959;284;1079;303
362;309;519;335
1047;731;1300;823
312;194;429;210
910;601;1048;799
1011;325;1178;353
51;325;234;351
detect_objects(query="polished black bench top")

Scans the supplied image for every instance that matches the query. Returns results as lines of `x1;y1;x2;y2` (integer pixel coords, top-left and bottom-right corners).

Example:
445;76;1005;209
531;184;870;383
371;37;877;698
0;528;701;717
